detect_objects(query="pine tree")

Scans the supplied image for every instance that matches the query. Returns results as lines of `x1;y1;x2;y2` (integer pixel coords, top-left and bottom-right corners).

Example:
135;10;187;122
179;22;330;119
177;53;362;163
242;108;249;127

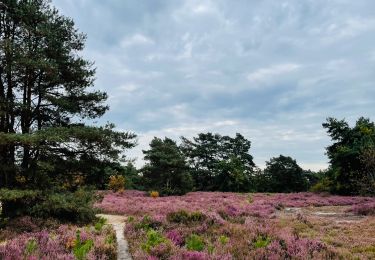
0;0;135;189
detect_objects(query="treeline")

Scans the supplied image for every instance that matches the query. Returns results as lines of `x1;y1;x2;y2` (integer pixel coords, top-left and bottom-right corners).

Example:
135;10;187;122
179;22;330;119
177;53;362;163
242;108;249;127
107;116;375;197
138;134;312;195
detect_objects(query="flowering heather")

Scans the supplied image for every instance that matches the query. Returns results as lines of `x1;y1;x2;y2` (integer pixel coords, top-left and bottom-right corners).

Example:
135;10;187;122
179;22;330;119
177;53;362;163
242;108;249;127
96;190;374;219
0;224;116;260
347;201;375;216
97;191;375;259
166;230;184;246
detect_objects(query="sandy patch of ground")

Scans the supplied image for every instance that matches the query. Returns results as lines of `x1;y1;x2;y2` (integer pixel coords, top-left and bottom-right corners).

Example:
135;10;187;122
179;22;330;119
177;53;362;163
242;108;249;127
97;214;132;260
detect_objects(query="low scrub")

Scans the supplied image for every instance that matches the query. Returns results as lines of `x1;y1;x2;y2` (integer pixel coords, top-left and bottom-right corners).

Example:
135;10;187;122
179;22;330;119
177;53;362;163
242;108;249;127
31;188;98;223
108;175;125;192
167;210;206;224
0;223;116;259
348;202;375;216
185;234;205;251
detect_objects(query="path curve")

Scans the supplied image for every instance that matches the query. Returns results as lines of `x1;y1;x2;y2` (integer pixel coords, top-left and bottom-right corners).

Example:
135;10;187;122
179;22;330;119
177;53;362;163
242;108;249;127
97;214;132;260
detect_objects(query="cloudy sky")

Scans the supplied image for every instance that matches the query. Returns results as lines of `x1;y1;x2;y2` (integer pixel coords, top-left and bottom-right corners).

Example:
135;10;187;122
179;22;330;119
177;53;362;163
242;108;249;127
53;0;375;170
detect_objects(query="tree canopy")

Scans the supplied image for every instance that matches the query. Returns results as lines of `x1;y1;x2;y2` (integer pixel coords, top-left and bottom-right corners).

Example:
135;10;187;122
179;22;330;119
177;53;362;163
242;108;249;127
181;133;255;191
263;155;308;193
323;117;375;195
142;137;193;195
0;0;136;191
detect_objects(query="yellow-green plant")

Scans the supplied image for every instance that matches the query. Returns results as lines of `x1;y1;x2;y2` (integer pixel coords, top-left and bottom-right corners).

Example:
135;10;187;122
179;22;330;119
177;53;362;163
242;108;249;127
108;175;125;192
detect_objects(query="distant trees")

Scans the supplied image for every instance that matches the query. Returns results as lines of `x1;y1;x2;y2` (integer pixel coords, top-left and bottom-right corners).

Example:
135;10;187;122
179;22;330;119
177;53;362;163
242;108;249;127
262;155;308;192
321;117;375;195
141;137;193;195
181;133;255;192
134;117;375;196
122;162;143;190
139;133;319;195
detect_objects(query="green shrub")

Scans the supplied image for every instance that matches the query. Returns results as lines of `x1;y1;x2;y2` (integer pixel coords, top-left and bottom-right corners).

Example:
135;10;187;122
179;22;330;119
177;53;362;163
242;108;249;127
219;235;229;245
24;239;38;256
253;235;271;248
0;189;40;217
167;210;189;223
73;230;94;260
310;178;332;193
0;188;98;224
105;233;116;245
189;211;206;222
167;210;206;224
30;188;97;223
186;234;205;251
94;217;107;231
141;229;166;253
135;215;161;230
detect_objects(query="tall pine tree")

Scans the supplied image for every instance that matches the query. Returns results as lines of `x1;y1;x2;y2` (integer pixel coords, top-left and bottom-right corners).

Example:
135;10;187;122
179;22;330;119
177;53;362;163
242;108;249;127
0;0;135;190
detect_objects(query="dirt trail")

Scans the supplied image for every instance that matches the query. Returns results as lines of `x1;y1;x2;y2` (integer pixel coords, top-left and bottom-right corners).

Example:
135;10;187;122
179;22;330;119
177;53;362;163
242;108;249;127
97;214;132;260
280;206;365;223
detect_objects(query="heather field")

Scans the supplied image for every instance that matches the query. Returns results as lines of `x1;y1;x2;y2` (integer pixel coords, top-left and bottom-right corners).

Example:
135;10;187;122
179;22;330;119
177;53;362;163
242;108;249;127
97;191;375;260
0;218;117;260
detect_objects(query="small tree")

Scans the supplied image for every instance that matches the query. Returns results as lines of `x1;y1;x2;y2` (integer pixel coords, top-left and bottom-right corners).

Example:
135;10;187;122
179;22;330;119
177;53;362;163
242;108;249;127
264;155;308;192
142;137;193;196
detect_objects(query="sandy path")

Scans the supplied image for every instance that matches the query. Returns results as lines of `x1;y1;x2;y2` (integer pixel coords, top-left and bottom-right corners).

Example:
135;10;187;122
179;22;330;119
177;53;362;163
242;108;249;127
97;214;132;260
279;206;365;223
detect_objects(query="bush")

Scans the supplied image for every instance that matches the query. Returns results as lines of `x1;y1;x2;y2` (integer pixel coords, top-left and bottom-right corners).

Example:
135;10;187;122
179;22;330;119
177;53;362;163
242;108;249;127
73;230;94;260
167;210;206;224
150;191;159;198
108;175;125;192
185;234;205;251
30;188;98;223
219;235;229;245
141;229;166;253
253;235;271;248
0;188;99;224
94;217;107;231
135;215;162;231
310;178;332;193
24;239;38;256
0;189;40;217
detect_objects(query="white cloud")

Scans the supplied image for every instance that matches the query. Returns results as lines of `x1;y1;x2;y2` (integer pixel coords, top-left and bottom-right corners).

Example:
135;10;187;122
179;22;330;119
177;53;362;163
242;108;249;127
177;41;193;60
336;18;375;38
316;17;375;44
120;34;154;48
192;3;216;14
247;63;301;83
117;84;138;93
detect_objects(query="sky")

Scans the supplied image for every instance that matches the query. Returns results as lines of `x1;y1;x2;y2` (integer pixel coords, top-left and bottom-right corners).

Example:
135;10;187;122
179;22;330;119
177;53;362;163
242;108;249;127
53;0;375;170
